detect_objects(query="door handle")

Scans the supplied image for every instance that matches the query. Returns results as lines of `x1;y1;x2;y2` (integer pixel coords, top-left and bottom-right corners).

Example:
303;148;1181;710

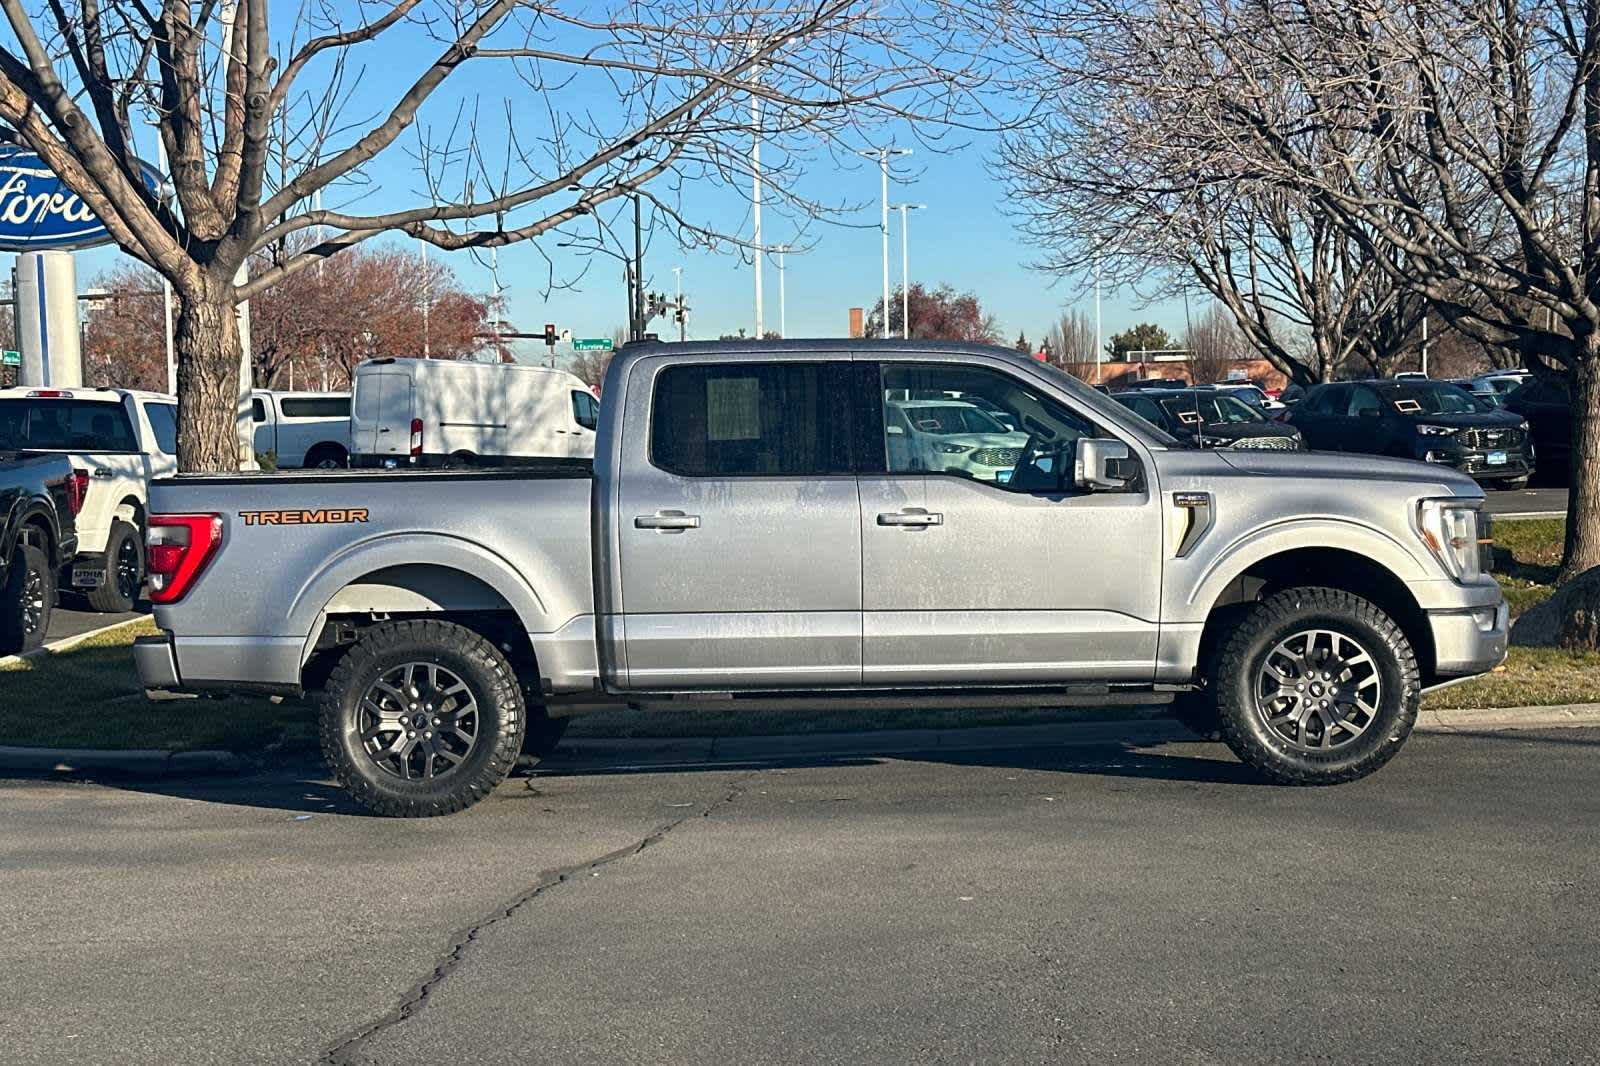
877;509;942;528
635;511;701;531
378;427;391;433
92;468;114;479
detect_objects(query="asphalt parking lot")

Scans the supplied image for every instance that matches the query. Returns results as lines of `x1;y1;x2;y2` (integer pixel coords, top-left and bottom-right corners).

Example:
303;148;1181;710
1482;484;1567;517
2;723;1596;1066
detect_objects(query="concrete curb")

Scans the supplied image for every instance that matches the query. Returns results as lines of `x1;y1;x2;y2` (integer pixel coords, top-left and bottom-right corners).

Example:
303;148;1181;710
0;614;148;669
1491;511;1565;521
4;702;1596;781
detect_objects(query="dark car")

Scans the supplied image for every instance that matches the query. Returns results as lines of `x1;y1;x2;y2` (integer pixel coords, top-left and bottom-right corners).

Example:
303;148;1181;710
1114;387;1304;450
0;451;80;653
1287;379;1532;487
1503;377;1570;478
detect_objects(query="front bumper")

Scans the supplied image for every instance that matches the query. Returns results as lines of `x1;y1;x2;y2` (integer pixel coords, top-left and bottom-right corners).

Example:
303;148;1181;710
1427;599;1509;681
1417;441;1532;481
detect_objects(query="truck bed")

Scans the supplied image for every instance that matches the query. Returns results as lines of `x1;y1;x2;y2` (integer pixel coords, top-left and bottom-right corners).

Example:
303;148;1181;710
147;460;598;693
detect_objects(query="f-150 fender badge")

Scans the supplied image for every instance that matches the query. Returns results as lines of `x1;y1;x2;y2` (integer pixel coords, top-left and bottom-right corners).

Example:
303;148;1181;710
238;508;370;526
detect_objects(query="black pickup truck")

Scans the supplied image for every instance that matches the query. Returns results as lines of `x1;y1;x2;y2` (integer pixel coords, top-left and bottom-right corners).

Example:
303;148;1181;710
0;452;80;653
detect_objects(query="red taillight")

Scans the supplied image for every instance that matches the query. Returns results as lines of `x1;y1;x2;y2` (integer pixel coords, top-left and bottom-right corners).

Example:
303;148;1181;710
146;513;223;604
67;469;89;516
409;417;423;457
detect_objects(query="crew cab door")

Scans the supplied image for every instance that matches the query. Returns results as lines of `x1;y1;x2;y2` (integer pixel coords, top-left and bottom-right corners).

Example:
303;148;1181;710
615;356;862;688
858;358;1162;683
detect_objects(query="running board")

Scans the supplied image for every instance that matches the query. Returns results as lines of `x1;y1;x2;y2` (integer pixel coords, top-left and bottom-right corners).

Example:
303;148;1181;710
617;686;1173;714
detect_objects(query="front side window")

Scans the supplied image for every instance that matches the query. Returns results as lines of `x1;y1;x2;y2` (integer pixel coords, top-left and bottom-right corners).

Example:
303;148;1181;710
650;362;851;477
878;363;1099;490
143;402;178;454
571;390;599;431
1347;387;1382;417
0;399;138;452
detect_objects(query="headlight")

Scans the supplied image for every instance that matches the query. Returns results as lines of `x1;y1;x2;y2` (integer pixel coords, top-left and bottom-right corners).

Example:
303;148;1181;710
935;442;972;454
1417;499;1490;583
1416;424;1457;437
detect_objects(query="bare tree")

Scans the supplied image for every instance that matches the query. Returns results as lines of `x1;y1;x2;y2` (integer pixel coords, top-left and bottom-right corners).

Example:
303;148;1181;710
1007;0;1600;586
0;0;1002;469
1046;308;1096;364
1185;304;1241;386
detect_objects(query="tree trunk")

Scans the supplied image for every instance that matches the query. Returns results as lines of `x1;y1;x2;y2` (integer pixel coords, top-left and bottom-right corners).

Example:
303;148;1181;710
1560;354;1600;584
174;278;246;473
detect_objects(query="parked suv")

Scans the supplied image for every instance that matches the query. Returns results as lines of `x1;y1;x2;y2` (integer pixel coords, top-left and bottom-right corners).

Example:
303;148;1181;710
0;387;176;610
0;452;79;652
1114;387;1303;450
885;398;1031;481
1287;379;1532;488
1503;378;1570;478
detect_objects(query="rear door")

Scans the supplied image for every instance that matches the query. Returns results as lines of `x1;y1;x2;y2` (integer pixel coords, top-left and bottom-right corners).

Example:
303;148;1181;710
1291;385;1345;450
357;372;414;458
616;357;862;688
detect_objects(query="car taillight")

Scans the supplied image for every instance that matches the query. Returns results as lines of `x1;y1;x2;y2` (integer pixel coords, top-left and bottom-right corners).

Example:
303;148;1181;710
146;514;223;604
409;418;423;457
67;469;89;516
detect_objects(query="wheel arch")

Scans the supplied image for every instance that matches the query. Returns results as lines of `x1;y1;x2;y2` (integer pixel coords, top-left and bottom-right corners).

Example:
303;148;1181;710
1197;546;1436;684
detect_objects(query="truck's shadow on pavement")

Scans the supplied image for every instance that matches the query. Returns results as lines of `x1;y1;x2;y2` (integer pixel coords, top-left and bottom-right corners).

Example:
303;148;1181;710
80;735;1266;815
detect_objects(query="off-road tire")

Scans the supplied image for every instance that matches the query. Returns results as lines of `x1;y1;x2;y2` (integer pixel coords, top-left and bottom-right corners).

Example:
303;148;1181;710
1213;587;1419;785
521;704;571;760
320;619;525;816
87;520;142;613
0;543;53;655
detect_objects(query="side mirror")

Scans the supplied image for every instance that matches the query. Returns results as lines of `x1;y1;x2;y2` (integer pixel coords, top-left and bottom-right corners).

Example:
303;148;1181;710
1074;438;1134;491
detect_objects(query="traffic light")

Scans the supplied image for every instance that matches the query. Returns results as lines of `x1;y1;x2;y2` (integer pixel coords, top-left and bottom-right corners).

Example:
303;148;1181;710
543;323;557;347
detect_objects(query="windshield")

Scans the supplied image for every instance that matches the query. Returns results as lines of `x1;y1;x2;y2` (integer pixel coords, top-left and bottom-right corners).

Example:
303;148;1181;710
902;404;1010;435
0;399;138;451
1157;393;1265;426
1389;383;1491;415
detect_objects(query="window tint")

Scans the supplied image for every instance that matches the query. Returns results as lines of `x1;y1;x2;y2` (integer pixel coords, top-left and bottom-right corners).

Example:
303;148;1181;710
571;390;599;431
144;402;178;454
880;363;1097;491
1387;382;1489;415
279;396;351;418
1346;387;1382;417
1302;386;1338;414
0;399;138;451
251;398;267;422
650;362;851;476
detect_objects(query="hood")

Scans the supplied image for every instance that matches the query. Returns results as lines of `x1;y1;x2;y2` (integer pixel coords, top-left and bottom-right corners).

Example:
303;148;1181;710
1401;409;1525;430
1199;421;1300;442
1214;448;1482;495
943;432;1030;449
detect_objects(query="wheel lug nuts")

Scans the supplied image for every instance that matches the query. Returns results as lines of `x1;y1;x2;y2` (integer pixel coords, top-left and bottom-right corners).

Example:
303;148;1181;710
424;731;432;739
432;718;440;726
407;731;415;738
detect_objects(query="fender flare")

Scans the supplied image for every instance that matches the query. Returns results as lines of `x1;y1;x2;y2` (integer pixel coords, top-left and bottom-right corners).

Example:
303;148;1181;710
288;532;551;664
1184;517;1433;622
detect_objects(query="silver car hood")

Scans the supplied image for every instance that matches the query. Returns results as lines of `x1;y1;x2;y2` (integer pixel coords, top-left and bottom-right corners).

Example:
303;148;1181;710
1212;448;1483;496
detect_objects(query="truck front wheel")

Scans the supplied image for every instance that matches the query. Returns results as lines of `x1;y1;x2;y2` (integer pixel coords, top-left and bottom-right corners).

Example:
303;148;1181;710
320;620;525;816
1212;587;1420;785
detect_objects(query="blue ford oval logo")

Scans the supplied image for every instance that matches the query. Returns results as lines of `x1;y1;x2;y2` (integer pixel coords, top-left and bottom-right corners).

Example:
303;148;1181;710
0;144;165;251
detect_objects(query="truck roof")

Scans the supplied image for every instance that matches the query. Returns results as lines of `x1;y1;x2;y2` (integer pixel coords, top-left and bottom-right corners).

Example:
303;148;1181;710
612;337;1044;372
0;386;174;402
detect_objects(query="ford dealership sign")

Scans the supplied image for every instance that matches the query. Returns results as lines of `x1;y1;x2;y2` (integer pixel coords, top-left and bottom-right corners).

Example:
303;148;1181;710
0;145;163;251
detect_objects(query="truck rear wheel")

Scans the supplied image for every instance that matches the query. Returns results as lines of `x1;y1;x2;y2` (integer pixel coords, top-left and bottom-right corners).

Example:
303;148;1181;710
1212;587;1419;785
0;542;54;655
87;520;142;613
320;620;525;816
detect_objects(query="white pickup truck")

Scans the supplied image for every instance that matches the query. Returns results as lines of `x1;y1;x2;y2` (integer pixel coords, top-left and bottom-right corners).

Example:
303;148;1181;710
250;390;352;469
0;386;176;611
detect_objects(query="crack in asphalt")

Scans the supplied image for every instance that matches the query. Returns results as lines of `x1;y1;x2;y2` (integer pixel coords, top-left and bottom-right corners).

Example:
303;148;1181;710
321;771;755;1066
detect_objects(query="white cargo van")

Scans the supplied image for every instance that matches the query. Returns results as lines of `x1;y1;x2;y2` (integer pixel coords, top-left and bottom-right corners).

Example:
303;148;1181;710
350;358;598;467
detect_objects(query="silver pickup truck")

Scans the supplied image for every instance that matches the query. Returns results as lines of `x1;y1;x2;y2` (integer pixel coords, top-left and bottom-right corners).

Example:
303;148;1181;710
135;340;1507;816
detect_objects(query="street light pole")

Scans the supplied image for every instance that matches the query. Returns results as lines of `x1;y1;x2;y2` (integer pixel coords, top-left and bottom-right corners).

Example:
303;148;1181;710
673;266;684;342
749;41;765;339
856;147;911;338
894;203;925;340
771;247;788;339
1093;251;1103;385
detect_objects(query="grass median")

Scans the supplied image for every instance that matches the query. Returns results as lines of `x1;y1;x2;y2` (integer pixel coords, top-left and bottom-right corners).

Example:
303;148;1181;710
0;517;1588;753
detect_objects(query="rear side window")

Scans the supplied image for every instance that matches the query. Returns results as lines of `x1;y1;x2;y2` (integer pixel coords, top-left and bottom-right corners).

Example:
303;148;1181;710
279;396;350;418
650;362;852;477
0;399;138;451
144;402;178;454
571;390;599;431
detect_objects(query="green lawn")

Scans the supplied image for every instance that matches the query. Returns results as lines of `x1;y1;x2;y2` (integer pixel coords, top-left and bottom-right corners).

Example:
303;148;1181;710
0;519;1590;753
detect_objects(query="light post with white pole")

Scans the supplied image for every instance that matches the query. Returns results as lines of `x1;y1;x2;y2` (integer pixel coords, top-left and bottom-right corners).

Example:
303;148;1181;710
673;266;684;342
769;246;789;338
857;147;911;338
893;203;925;339
1093;252;1103;384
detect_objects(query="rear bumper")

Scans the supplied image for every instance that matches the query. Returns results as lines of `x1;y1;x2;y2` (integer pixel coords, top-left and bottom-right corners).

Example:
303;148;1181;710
133;634;181;690
1427;599;1509;681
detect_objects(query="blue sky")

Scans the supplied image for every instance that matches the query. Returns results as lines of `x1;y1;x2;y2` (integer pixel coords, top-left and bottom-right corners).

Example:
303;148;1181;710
49;8;1190;363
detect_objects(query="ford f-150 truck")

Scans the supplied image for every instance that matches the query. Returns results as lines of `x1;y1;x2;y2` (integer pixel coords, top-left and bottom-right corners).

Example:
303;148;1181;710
134;341;1508;816
1;451;80;653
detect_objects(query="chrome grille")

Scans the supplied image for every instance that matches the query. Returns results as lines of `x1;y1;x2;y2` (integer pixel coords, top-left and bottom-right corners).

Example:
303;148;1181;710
1231;435;1301;451
970;447;1022;467
1460;427;1522;449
